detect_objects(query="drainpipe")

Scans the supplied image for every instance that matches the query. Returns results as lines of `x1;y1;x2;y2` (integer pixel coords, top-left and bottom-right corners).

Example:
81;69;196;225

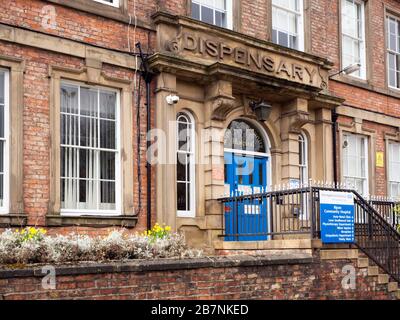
332;108;339;186
135;42;154;231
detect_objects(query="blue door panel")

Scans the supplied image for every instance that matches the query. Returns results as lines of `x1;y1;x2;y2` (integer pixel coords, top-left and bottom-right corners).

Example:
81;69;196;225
224;152;268;241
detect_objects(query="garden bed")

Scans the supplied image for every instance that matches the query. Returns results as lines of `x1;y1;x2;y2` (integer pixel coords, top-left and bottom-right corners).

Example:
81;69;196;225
0;225;202;266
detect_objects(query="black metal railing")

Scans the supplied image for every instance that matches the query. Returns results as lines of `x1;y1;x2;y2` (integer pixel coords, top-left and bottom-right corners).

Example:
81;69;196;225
219;187;313;241
369;199;399;230
218;186;400;282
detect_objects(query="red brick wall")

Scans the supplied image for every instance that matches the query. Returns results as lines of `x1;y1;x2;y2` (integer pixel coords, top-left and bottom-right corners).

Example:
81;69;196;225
2;0;400;237
0;0;158;233
0;252;397;300
240;0;269;40
0;41;151;233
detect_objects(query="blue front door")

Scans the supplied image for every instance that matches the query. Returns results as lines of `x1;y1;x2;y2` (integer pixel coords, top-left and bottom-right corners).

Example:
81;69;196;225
224;152;268;241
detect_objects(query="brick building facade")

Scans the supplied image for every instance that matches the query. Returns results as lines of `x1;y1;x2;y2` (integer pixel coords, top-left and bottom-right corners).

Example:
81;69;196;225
0;0;400;252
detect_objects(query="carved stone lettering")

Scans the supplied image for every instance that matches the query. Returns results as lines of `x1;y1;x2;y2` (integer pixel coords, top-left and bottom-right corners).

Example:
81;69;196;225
165;32;324;88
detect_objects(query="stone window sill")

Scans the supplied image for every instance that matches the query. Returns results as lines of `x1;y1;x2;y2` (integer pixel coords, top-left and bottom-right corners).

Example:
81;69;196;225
46;215;138;228
0;214;28;227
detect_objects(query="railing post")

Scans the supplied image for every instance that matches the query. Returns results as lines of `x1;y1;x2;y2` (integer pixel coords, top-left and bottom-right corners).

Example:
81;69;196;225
309;180;315;239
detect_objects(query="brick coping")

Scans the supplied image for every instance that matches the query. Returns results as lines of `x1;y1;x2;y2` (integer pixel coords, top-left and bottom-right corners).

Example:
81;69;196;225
0;253;314;279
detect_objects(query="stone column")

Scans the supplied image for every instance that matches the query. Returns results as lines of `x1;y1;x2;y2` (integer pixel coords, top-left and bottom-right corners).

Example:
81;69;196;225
203;79;235;245
315;107;334;182
154;72;178;230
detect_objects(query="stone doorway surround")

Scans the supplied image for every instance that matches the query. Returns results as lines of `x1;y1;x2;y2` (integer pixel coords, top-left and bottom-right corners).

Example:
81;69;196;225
148;12;344;253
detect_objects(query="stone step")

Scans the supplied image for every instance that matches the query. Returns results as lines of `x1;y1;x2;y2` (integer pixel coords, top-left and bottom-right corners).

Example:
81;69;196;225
378;274;389;284
357;252;368;259
368;266;379;276
357;258;369;268
388;282;398;292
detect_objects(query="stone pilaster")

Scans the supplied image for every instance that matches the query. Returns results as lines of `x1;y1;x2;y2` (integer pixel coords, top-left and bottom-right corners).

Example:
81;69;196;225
154;72;178;230
203;80;235;243
280;98;310;185
315;107;334;182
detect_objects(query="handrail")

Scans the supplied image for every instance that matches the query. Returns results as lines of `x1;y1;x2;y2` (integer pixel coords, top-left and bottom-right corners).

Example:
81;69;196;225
218;186;400;282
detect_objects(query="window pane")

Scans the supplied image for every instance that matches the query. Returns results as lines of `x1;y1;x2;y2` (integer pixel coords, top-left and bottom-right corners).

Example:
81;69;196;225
192;3;200;20
389;52;396;70
389;68;396;88
214;0;225;11
0;141;3;173
80;87;98;117
80;117;98;147
0;105;3;138
0;174;3;204
178;122;189;151
278;31;289;47
177;182;187;211
0;72;4;105
289;35;298;49
61;85;78;114
100;151;115;180
100;91;116;119
215;10;224;27
272;29;278;43
177;154;187;182
100;120;115;150
186;183;191;209
79;179;87;204
101;181;115;208
201;6;214;24
288;13;297;33
275;8;288;30
61;114;78;145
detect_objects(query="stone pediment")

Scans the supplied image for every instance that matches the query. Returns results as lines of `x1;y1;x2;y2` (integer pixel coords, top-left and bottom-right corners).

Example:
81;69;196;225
151;12;332;93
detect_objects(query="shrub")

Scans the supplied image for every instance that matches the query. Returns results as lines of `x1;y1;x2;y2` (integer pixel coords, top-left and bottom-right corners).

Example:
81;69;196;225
0;226;202;265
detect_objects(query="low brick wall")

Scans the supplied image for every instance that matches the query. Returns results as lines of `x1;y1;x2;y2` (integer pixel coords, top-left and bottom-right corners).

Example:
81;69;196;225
0;251;397;300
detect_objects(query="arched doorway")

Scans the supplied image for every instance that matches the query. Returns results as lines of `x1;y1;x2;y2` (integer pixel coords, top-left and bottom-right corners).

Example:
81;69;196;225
223;119;270;241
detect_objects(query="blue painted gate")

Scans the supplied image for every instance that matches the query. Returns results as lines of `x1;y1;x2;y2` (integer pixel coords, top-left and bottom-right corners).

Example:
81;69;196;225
224;152;268;241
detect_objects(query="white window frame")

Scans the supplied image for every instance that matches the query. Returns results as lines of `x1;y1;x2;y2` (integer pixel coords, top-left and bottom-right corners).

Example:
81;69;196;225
272;0;304;51
341;0;366;79
388;141;400;199
60;80;122;217
191;0;233;29
176;111;196;218
0;69;9;215
92;0;119;8
298;132;308;185
386;14;400;90
342;133;369;197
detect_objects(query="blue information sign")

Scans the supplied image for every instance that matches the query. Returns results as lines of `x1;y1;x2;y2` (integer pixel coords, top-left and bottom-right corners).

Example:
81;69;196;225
320;191;355;244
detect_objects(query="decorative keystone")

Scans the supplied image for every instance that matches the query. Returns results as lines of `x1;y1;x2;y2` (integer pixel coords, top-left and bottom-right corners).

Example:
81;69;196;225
378;274;389;284
388;282;398;292
368;266;379;276
357;258;369;269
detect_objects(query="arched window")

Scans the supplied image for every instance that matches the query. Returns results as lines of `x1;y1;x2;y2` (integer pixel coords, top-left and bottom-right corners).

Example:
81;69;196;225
298;133;308;185
176;112;195;217
224;120;266;153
